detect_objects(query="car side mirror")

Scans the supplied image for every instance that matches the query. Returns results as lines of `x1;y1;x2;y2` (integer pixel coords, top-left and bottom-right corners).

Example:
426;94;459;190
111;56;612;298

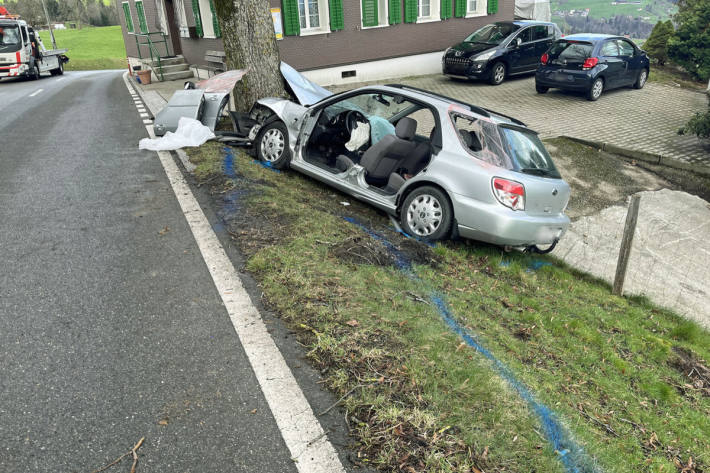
513;37;522;48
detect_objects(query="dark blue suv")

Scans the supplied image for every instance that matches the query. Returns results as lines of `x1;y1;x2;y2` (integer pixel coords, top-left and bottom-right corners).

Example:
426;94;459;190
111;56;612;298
535;34;650;101
442;20;562;85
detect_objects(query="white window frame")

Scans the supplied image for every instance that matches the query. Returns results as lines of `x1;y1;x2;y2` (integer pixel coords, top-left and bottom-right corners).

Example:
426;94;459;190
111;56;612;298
176;0;189;38
466;0;487;17
298;0;331;36
361;0;389;29
417;0;440;23
198;0;216;38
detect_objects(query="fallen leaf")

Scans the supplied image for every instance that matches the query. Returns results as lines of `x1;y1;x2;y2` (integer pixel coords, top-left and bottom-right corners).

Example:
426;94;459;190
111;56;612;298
158;418;169;426
250;409;257;414
482;445;489;460
456;342;467;352
345;319;359;327
158;226;170;236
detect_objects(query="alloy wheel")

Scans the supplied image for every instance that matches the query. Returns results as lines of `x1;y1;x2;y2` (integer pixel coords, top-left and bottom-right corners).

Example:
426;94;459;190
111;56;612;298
405;194;442;237
260;128;285;162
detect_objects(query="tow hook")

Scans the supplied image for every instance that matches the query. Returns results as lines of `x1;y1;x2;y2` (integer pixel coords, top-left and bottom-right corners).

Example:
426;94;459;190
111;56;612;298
526;238;559;254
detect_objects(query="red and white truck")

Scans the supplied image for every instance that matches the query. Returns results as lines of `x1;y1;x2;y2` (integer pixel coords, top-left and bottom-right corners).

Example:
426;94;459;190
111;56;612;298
0;10;68;80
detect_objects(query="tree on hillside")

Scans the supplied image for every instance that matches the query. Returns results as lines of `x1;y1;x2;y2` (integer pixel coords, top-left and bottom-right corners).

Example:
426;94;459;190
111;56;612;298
211;0;285;112
668;0;710;81
644;20;674;65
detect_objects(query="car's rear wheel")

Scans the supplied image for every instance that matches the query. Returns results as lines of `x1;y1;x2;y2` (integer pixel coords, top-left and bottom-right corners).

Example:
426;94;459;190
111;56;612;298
489;62;506;86
401;186;453;241
535;83;549;94
50;60;64;76
633;68;648;89
256;121;291;169
586;78;604;101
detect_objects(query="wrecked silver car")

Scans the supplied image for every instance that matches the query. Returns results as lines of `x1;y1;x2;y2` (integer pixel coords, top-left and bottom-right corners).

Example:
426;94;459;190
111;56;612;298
246;68;571;249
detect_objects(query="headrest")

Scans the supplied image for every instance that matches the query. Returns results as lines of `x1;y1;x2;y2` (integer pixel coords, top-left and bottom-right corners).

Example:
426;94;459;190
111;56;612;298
460;130;483;151
395;117;416;140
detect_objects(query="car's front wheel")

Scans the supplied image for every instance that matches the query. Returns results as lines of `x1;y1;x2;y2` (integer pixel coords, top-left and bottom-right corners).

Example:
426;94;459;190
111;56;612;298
586;77;604;101
633;68;648;89
535;83;549;94
400;186;453;241
256;121;291;169
489;62;506;86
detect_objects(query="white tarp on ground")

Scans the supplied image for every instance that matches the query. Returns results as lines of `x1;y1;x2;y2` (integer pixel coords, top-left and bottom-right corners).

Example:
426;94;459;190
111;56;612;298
515;0;551;21
554;189;710;328
139;117;215;151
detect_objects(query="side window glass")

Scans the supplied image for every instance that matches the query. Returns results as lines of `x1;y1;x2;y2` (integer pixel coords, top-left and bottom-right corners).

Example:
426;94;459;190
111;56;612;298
21;27;29;44
617;40;635;56
517;28;532;44
532;25;547;41
450;113;513;169
548;25;555;38
601;41;619;57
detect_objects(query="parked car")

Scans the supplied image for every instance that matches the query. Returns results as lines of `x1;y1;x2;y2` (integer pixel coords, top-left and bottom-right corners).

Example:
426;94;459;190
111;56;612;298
248;76;570;250
442;20;562;85
535;34;650;101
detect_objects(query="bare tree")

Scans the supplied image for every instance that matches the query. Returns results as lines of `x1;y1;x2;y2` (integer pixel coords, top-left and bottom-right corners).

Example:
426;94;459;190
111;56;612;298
212;0;286;112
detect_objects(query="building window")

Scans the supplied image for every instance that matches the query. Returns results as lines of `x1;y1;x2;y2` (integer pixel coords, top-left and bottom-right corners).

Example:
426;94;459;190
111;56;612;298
299;0;321;30
361;0;389;28
122;1;134;33
283;0;341;36
466;0;486;16
417;0;439;21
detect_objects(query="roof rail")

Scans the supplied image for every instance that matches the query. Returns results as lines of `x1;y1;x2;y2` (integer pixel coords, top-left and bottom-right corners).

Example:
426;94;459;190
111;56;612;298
484;109;526;126
385;83;491;118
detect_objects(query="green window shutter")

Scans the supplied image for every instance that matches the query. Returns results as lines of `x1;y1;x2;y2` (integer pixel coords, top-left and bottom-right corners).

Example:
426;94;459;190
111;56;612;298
135;1;148;33
282;0;300;36
191;0;203;37
122;2;134;32
209;0;220;37
361;0;378;27
440;0;452;19
454;0;466;17
403;0;417;22
329;0;344;31
487;0;498;14
388;0;401;24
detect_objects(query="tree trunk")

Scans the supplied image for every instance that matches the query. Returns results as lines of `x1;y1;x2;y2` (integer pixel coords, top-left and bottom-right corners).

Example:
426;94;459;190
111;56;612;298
212;0;286;112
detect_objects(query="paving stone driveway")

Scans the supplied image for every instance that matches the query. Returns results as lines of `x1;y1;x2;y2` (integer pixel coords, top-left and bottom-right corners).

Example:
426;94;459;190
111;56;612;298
333;74;709;165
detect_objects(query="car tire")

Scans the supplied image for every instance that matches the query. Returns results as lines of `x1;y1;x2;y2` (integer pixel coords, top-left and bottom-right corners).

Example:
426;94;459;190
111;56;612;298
489;62;506;86
633;68;648;89
255;120;291;170
400;186;453;242
50;60;64;76
586;77;604;101
535;84;549;94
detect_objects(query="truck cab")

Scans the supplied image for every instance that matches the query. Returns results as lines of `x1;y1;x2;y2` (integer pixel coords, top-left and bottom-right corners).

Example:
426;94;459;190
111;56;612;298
0;15;67;79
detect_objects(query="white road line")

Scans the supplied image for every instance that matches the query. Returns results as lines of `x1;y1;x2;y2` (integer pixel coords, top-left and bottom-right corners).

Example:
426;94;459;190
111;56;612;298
137;108;146;112
125;73;346;473
142;119;152;124
29;88;43;97
140;113;149;118
56;77;65;82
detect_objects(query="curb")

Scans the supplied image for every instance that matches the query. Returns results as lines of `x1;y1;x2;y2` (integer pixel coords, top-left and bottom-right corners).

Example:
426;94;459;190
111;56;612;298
560;136;710;178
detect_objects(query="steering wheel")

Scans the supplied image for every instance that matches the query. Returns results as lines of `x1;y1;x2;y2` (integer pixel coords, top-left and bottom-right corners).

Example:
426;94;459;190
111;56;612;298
345;110;367;134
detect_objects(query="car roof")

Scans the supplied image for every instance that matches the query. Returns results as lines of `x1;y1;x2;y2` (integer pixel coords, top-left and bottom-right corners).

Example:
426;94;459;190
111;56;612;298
561;33;621;42
512;20;556;26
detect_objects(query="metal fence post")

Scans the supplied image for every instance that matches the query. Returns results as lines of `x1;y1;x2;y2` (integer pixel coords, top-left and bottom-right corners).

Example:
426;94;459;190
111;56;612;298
613;194;641;296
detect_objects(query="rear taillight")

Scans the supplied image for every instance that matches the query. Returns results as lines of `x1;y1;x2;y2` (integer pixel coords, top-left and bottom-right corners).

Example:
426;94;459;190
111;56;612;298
541;53;549;65
492;177;525;211
582;57;599;70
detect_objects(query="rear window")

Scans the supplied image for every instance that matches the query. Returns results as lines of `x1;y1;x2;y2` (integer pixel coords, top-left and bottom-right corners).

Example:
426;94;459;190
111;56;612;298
499;127;561;178
549;40;594;61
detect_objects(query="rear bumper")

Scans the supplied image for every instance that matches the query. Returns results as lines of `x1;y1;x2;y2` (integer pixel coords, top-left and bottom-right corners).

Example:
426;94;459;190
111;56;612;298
535;68;594;91
451;191;569;246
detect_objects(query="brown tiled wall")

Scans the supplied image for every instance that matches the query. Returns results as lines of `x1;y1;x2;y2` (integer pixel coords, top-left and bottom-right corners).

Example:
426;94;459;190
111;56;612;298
268;0;514;70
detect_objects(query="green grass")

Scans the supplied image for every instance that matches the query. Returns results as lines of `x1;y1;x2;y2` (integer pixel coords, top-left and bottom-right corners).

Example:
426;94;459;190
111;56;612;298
550;0;676;22
38;25;127;70
188;143;710;473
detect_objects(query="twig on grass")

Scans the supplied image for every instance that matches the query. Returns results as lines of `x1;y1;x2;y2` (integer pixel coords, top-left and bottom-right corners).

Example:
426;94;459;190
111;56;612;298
578;408;618;437
89;437;145;473
319;384;367;417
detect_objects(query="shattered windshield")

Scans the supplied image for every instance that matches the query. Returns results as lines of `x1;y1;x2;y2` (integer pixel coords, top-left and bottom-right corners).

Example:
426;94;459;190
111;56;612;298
0;25;22;52
499;126;561;178
464;23;519;45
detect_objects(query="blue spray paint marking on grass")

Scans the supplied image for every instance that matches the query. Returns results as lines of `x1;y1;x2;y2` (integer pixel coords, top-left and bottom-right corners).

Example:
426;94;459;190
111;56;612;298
223;147;237;178
251;159;281;173
343;216;598;473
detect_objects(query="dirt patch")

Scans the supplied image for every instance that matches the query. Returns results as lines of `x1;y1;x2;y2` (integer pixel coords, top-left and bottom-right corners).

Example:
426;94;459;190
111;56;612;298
670;346;710;398
331;236;396;266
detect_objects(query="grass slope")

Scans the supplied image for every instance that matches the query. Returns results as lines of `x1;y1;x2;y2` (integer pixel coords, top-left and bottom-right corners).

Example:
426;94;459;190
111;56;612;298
551;0;676;22
188;142;710;473
39;25;127;70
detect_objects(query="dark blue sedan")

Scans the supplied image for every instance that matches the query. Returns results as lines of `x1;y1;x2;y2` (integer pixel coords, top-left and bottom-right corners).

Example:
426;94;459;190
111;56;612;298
534;34;650;101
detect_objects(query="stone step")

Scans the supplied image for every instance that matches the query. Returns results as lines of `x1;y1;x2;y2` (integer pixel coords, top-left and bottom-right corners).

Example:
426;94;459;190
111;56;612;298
155;63;190;74
143;55;186;67
158;70;194;81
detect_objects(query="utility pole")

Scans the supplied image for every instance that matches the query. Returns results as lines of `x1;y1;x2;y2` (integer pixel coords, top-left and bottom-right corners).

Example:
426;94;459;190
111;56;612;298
40;0;57;49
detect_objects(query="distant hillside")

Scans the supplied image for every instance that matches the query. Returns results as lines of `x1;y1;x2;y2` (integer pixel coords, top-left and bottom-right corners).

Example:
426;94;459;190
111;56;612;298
551;0;677;38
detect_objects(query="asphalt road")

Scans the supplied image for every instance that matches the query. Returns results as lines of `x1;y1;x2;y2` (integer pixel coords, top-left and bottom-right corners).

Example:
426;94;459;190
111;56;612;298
0;71;302;472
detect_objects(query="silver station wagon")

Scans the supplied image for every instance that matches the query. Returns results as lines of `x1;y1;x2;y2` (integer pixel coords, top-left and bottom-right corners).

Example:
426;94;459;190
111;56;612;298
249;80;570;251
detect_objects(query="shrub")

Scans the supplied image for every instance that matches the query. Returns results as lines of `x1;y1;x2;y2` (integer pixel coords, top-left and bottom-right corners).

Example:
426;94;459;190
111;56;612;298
668;0;710;82
644;20;674;66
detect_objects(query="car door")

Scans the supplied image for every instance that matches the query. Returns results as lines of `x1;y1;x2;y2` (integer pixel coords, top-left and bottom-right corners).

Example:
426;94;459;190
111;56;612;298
599;40;624;89
531;25;554;69
616;39;639;85
507;27;534;73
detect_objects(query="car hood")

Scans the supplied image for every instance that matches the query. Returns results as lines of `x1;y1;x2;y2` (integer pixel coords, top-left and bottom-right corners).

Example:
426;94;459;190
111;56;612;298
280;62;333;106
447;42;497;59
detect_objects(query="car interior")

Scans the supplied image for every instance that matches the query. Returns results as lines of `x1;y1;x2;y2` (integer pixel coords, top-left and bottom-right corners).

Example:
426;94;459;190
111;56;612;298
302;92;436;195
